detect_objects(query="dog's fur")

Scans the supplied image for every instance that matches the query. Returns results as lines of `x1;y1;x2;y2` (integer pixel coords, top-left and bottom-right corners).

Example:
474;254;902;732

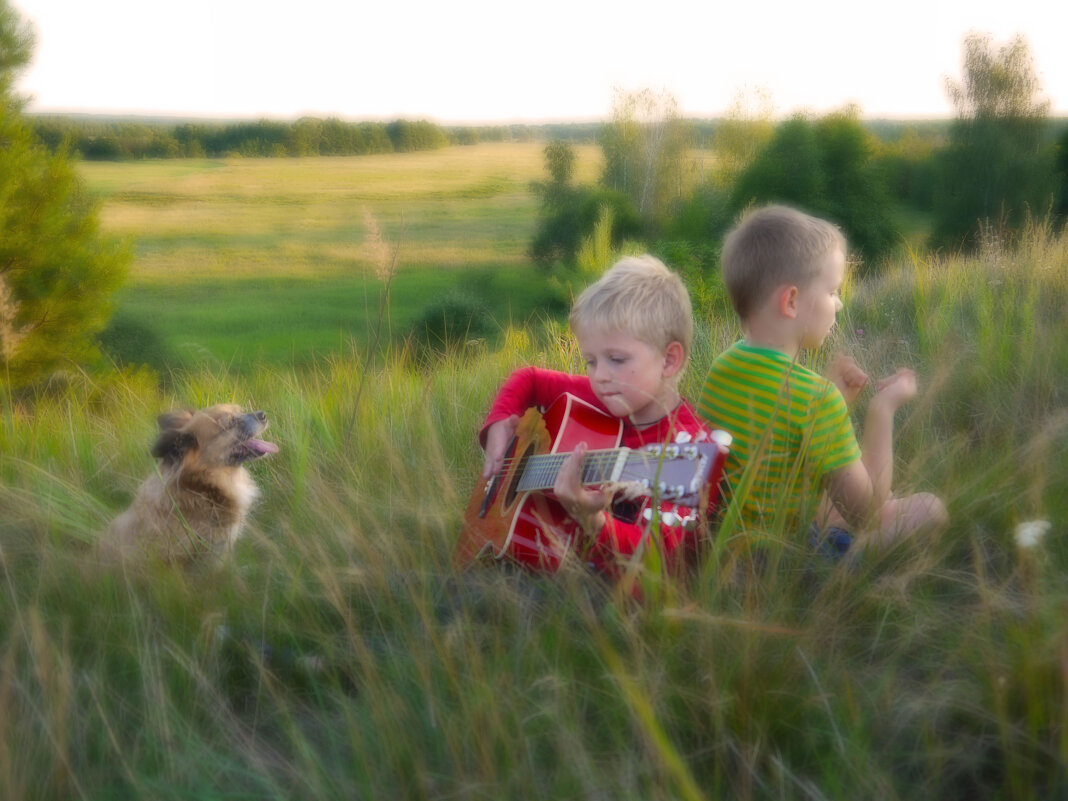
100;404;278;568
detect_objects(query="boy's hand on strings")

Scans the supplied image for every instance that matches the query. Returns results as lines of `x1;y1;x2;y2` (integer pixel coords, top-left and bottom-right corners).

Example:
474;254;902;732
481;415;520;479
872;368;917;412
829;354;870;406
554;441;608;534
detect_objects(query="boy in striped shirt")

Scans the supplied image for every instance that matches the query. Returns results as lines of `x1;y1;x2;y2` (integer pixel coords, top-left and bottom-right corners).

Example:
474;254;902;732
697;205;946;554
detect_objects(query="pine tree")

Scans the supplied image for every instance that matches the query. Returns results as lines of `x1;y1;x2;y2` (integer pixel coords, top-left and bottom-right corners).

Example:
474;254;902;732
0;0;129;387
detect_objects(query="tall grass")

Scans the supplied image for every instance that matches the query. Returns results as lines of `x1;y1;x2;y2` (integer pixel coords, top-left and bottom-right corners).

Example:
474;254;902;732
1;226;1067;799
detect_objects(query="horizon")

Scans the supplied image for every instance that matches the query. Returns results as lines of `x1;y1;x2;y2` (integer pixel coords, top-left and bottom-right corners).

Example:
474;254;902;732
20;109;970;126
9;0;1068;123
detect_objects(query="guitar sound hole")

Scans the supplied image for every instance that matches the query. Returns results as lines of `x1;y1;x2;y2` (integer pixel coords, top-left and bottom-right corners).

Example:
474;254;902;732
504;442;535;509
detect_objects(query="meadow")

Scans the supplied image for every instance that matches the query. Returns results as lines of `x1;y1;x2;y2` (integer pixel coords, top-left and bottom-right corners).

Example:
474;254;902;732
1;144;1067;799
85;142;603;372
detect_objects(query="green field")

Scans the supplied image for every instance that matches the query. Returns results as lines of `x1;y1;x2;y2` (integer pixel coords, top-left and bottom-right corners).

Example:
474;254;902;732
83;143;603;371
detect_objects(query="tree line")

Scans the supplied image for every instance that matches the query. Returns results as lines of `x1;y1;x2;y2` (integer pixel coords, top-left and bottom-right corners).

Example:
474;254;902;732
27;116;617;160
24;116;746;162
31;116;446;159
530;36;1068;283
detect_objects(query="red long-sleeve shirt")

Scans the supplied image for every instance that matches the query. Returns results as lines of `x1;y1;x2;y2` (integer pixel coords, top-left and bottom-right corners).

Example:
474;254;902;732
480;367;718;577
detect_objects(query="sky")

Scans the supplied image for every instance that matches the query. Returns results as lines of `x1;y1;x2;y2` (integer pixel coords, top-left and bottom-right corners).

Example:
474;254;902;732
8;0;1067;122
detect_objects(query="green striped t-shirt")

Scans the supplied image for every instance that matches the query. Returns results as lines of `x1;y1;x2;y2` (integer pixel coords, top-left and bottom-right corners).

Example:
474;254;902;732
696;341;861;533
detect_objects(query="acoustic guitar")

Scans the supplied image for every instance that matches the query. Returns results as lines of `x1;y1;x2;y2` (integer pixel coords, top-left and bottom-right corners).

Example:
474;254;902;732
455;393;729;572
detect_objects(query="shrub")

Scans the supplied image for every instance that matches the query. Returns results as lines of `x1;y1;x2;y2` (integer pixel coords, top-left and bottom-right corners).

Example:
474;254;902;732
96;310;176;378
408;288;494;359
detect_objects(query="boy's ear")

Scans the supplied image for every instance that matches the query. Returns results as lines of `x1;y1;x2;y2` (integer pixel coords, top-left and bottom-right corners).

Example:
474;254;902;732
661;341;686;379
778;285;800;319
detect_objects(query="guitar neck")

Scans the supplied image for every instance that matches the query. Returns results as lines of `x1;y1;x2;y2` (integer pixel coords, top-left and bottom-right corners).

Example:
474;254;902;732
511;440;720;507
515;448;631;493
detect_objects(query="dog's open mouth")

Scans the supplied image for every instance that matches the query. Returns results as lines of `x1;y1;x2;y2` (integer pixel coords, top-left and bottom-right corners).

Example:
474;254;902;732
234;438;279;461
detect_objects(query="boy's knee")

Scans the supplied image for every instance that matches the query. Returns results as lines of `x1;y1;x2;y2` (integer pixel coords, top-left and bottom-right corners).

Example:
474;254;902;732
904;492;948;535
872;492;948;547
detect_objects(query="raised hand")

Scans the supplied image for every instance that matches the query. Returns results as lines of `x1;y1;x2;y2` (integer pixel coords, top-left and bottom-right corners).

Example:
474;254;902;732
873;368;918;412
828;353;870;406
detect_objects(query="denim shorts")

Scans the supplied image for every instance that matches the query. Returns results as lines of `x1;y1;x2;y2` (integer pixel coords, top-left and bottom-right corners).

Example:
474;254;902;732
808;524;854;562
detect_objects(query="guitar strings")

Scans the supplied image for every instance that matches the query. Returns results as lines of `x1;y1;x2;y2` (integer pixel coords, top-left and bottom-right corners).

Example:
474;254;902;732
494;448;627;473
492;448;659;491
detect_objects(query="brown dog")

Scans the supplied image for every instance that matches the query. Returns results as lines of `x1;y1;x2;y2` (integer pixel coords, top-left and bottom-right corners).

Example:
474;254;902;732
100;404;278;568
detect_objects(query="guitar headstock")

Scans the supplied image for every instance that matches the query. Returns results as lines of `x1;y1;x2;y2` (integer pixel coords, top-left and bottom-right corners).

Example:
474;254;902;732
613;439;727;507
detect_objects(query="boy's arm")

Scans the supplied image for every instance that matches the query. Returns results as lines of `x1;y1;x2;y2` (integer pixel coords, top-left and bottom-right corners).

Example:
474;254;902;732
824;369;917;528
481;414;520;479
822;459;874;530
480;367;598;478
861;369;917;509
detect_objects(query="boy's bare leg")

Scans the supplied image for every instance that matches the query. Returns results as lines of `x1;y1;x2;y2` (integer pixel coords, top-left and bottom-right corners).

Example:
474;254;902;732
815;492;948;552
864;492;948;549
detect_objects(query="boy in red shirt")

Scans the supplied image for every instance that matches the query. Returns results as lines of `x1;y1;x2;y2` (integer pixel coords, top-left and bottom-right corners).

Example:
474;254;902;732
471;255;727;578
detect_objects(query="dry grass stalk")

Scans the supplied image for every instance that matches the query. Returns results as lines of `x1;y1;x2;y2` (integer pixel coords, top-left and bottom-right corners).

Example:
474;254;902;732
362;207;397;283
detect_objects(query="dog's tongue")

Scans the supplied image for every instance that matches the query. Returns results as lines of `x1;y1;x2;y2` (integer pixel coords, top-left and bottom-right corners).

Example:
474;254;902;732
245;438;279;456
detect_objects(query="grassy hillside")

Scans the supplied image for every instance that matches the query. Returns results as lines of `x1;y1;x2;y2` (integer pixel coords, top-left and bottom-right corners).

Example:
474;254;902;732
1;218;1067;798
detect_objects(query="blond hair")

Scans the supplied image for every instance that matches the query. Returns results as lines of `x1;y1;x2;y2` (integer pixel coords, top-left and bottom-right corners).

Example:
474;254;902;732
721;205;846;320
569;254;693;358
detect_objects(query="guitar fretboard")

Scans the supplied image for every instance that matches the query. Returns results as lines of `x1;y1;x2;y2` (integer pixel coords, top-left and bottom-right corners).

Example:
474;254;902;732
515;448;631;492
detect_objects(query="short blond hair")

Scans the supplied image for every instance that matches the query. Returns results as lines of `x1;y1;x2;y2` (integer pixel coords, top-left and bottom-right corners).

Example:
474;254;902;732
722;205;846;320
569;254;693;358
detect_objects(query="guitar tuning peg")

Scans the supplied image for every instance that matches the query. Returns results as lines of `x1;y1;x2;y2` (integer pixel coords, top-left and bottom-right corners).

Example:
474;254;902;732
711;429;733;449
674;431;692;444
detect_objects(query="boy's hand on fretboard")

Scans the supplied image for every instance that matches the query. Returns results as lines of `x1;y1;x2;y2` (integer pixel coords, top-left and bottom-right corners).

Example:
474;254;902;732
553;442;609;534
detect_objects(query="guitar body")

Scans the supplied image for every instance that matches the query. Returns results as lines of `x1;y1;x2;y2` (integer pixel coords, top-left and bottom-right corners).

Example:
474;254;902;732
455;394;623;572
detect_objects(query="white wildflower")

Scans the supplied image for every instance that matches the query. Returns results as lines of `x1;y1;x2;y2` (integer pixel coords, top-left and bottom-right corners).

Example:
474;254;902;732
1014;519;1051;549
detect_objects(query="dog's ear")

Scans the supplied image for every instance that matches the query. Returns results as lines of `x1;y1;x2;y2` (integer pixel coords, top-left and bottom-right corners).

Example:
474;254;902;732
156;410;193;432
151;428;196;463
152;410;195;464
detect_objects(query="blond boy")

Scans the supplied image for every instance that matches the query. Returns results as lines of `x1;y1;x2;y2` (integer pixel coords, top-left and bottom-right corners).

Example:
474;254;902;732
478;255;718;574
697;205;946;553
